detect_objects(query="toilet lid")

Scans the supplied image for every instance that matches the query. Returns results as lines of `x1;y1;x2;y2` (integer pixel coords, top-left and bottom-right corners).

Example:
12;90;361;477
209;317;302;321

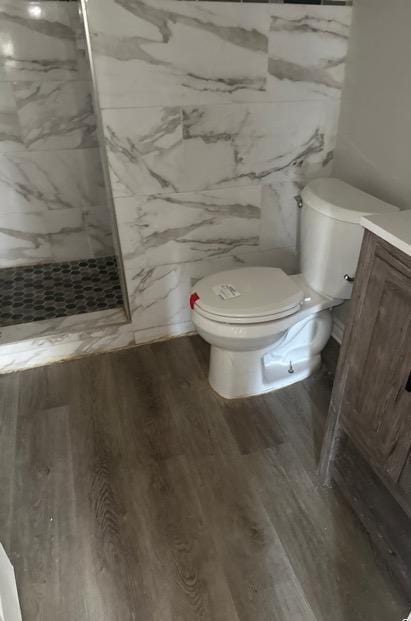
191;267;304;323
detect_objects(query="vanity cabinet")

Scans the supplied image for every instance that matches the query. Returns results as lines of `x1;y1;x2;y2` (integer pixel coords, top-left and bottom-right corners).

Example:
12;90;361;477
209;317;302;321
320;229;411;595
338;231;411;502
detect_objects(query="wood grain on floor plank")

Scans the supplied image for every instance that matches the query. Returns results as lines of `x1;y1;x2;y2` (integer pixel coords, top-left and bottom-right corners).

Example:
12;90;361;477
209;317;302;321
0;372;19;550
0;335;407;620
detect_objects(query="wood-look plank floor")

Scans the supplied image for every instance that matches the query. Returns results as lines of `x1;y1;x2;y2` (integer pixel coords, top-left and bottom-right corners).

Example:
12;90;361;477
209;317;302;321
0;336;408;620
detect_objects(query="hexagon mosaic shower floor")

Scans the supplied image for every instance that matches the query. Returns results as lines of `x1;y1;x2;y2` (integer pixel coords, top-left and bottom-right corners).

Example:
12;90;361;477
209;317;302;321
0;256;124;327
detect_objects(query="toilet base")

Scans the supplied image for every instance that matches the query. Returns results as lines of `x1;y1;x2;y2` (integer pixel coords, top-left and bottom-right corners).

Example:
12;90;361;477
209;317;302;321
208;311;332;399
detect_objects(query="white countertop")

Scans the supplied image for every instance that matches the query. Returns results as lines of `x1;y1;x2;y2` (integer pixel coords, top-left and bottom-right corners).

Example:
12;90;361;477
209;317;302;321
361;210;411;257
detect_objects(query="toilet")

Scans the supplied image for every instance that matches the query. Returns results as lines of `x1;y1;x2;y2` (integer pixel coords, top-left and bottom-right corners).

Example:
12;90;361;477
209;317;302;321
190;178;400;399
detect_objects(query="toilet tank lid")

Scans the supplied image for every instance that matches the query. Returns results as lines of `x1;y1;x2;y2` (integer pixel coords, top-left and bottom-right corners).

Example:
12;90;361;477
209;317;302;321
301;178;400;224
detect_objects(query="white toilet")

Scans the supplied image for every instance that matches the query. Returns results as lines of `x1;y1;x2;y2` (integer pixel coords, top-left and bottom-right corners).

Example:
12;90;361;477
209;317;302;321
190;178;399;399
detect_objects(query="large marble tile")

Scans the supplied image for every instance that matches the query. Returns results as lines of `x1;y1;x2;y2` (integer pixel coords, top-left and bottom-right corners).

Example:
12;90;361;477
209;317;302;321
103;106;183;196
66;2;87;54
13;80;97;150
0;1;82;81
0;206;97;267
113;197;145;275
260;176;303;250
84;205;115;257
46;207;92;261
66;1;93;80
116;186;261;266
0;306;128;346
0;84;23;153
0;148;107;213
182;100;339;191
134;320;194;347
0;322;134;373
126;262;190;329
87;0;269;108
0;211;50;267
268;5;352;101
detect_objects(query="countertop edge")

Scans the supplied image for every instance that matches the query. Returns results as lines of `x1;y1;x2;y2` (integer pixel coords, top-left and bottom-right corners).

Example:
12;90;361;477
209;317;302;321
361;212;411;258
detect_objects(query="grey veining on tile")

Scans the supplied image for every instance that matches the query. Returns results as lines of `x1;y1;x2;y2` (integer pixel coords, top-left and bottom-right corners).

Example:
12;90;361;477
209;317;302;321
0;320;133;372
0;207;97;267
84;205;116;257
103;106;183;196
0;1;81;81
87;0;269;107
0;305;129;347
13;80;97;150
126;262;191;329
0;148;106;213
260;177;302;250
0;211;50;267
46;207;92;261
0;84;23;152
268;6;352;101
182;101;338;190
66;1;93;80
116;187;261;266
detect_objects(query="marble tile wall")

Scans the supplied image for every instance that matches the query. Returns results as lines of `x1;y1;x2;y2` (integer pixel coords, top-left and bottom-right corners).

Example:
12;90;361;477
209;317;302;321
83;0;352;345
0;0;352;371
0;0;114;268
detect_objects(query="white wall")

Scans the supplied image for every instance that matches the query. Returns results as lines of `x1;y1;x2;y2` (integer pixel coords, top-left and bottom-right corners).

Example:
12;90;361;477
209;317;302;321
333;0;411;211
332;0;411;331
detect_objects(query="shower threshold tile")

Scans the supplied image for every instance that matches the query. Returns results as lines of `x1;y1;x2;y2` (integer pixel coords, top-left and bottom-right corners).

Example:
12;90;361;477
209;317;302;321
0;256;124;328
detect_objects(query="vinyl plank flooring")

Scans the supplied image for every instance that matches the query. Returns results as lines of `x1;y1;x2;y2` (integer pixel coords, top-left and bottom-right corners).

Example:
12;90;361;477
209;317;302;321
0;336;407;620
67;354;149;620
264;381;327;483
10;405;87;619
164;380;239;459
245;443;406;620
223;394;285;455
191;452;318;621
126;456;240;621
0;372;19;550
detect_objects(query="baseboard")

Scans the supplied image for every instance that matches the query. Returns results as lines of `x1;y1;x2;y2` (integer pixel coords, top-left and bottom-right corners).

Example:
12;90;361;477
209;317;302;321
331;317;344;345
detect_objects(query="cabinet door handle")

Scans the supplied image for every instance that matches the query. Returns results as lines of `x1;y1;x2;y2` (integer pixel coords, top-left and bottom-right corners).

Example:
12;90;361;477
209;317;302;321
406;370;411;393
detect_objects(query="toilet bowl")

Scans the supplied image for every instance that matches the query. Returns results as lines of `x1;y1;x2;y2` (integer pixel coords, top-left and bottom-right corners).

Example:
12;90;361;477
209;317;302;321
192;272;338;399
191;178;400;399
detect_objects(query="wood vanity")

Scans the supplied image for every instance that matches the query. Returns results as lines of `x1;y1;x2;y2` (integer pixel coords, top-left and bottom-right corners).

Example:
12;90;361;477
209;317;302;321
320;212;411;596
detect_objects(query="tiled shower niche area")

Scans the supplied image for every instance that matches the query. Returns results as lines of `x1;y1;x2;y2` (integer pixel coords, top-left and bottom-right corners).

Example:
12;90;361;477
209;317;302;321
0;0;125;329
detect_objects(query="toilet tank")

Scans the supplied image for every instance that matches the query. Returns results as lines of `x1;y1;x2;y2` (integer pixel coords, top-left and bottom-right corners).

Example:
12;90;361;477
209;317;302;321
300;178;400;299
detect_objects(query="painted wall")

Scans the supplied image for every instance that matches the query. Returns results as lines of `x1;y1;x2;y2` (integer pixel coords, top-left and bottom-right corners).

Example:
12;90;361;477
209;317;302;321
333;0;411;212
0;0;114;268
332;0;410;331
0;0;352;370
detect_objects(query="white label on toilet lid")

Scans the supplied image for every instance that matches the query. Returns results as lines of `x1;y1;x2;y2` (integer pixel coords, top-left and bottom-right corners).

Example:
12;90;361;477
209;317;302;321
212;284;241;300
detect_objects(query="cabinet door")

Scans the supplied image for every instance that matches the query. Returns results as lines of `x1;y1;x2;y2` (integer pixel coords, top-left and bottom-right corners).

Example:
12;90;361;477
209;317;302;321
340;239;411;490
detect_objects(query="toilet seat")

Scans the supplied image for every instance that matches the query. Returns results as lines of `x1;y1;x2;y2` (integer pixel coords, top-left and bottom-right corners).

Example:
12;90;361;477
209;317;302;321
191;267;304;324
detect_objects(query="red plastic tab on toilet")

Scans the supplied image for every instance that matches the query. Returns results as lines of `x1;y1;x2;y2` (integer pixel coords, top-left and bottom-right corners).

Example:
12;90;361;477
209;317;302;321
189;292;200;309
